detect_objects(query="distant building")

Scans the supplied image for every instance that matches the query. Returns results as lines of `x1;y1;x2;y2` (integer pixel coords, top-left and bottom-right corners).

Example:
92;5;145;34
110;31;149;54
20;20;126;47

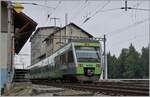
30;26;60;65
30;23;93;65
0;1;37;92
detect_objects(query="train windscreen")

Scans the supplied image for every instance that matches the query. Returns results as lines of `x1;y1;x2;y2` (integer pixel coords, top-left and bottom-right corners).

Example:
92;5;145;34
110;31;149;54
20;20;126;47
75;46;101;62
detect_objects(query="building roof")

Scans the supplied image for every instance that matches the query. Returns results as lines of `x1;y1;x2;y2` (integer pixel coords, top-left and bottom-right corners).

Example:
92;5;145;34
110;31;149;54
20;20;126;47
44;22;93;41
30;26;60;41
67;22;93;37
53;22;93;37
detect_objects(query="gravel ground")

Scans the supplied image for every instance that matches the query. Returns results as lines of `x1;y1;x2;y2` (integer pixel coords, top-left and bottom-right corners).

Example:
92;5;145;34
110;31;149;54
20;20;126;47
32;84;64;96
3;83;107;96
53;89;93;96
32;84;94;96
3;82;32;96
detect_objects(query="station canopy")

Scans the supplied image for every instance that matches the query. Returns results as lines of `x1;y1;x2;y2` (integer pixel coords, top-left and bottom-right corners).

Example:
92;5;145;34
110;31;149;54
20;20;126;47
13;10;37;54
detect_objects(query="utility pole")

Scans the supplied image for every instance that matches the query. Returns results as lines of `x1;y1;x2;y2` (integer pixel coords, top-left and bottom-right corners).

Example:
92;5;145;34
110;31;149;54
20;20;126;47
103;34;107;79
125;0;128;11
120;0;129;11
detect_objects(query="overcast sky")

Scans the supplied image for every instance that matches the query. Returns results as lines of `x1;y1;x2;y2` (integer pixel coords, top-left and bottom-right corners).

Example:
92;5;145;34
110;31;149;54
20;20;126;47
13;0;149;68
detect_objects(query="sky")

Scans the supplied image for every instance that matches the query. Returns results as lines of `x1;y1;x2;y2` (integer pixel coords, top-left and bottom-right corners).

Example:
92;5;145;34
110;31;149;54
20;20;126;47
13;0;149;69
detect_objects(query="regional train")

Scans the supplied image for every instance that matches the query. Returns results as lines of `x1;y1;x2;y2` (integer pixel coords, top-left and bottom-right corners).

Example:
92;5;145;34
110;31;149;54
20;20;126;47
27;40;103;81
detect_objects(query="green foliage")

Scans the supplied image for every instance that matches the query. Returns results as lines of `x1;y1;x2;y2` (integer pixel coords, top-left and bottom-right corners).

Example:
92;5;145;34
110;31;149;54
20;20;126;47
117;48;128;78
107;52;118;78
107;44;149;79
140;47;149;78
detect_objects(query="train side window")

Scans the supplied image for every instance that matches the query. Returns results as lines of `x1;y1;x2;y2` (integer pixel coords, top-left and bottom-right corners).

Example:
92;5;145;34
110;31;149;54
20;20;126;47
46;65;49;72
52;65;54;71
55;55;61;65
42;67;44;72
68;50;74;63
61;54;66;64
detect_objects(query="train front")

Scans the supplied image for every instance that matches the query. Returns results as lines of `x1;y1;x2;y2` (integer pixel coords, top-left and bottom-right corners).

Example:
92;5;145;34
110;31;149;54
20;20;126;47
73;41;102;81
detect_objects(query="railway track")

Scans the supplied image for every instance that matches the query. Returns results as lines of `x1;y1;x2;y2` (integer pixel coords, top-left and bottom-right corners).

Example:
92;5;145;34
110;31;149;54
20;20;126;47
32;80;149;96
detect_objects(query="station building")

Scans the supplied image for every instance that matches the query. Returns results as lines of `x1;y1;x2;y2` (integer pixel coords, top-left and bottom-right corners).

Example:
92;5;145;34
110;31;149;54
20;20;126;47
30;23;93;65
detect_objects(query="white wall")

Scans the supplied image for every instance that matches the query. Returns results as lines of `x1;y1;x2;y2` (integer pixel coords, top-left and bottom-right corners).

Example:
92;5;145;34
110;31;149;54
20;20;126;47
0;33;8;69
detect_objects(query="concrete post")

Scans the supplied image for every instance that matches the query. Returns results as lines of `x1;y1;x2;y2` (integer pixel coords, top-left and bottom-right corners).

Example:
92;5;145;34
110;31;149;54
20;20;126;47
6;1;13;91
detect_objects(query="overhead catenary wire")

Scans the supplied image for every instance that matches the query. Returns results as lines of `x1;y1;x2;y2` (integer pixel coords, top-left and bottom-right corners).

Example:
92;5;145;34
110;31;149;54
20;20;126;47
47;1;62;18
131;1;143;21
105;18;149;36
80;1;112;24
80;7;121;25
78;0;90;13
82;1;149;24
132;1;144;8
69;0;89;21
108;33;147;48
120;0;149;12
82;1;111;24
120;7;149;11
128;7;149;11
89;1;111;18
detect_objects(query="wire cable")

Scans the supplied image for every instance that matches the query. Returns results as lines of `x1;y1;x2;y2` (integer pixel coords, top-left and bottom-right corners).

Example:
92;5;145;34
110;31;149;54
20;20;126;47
47;1;62;18
106;18;149;36
82;1;111;24
70;0;89;22
108;33;146;47
128;7;149;11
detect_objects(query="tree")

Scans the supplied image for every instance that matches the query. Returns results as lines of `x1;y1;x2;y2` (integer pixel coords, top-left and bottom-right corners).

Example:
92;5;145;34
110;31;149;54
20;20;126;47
117;48;128;78
107;44;149;79
140;46;149;78
123;44;142;78
107;52;118;78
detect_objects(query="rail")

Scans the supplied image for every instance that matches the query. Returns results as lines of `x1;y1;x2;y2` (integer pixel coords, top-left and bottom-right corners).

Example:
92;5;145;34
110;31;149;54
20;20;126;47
32;80;149;96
